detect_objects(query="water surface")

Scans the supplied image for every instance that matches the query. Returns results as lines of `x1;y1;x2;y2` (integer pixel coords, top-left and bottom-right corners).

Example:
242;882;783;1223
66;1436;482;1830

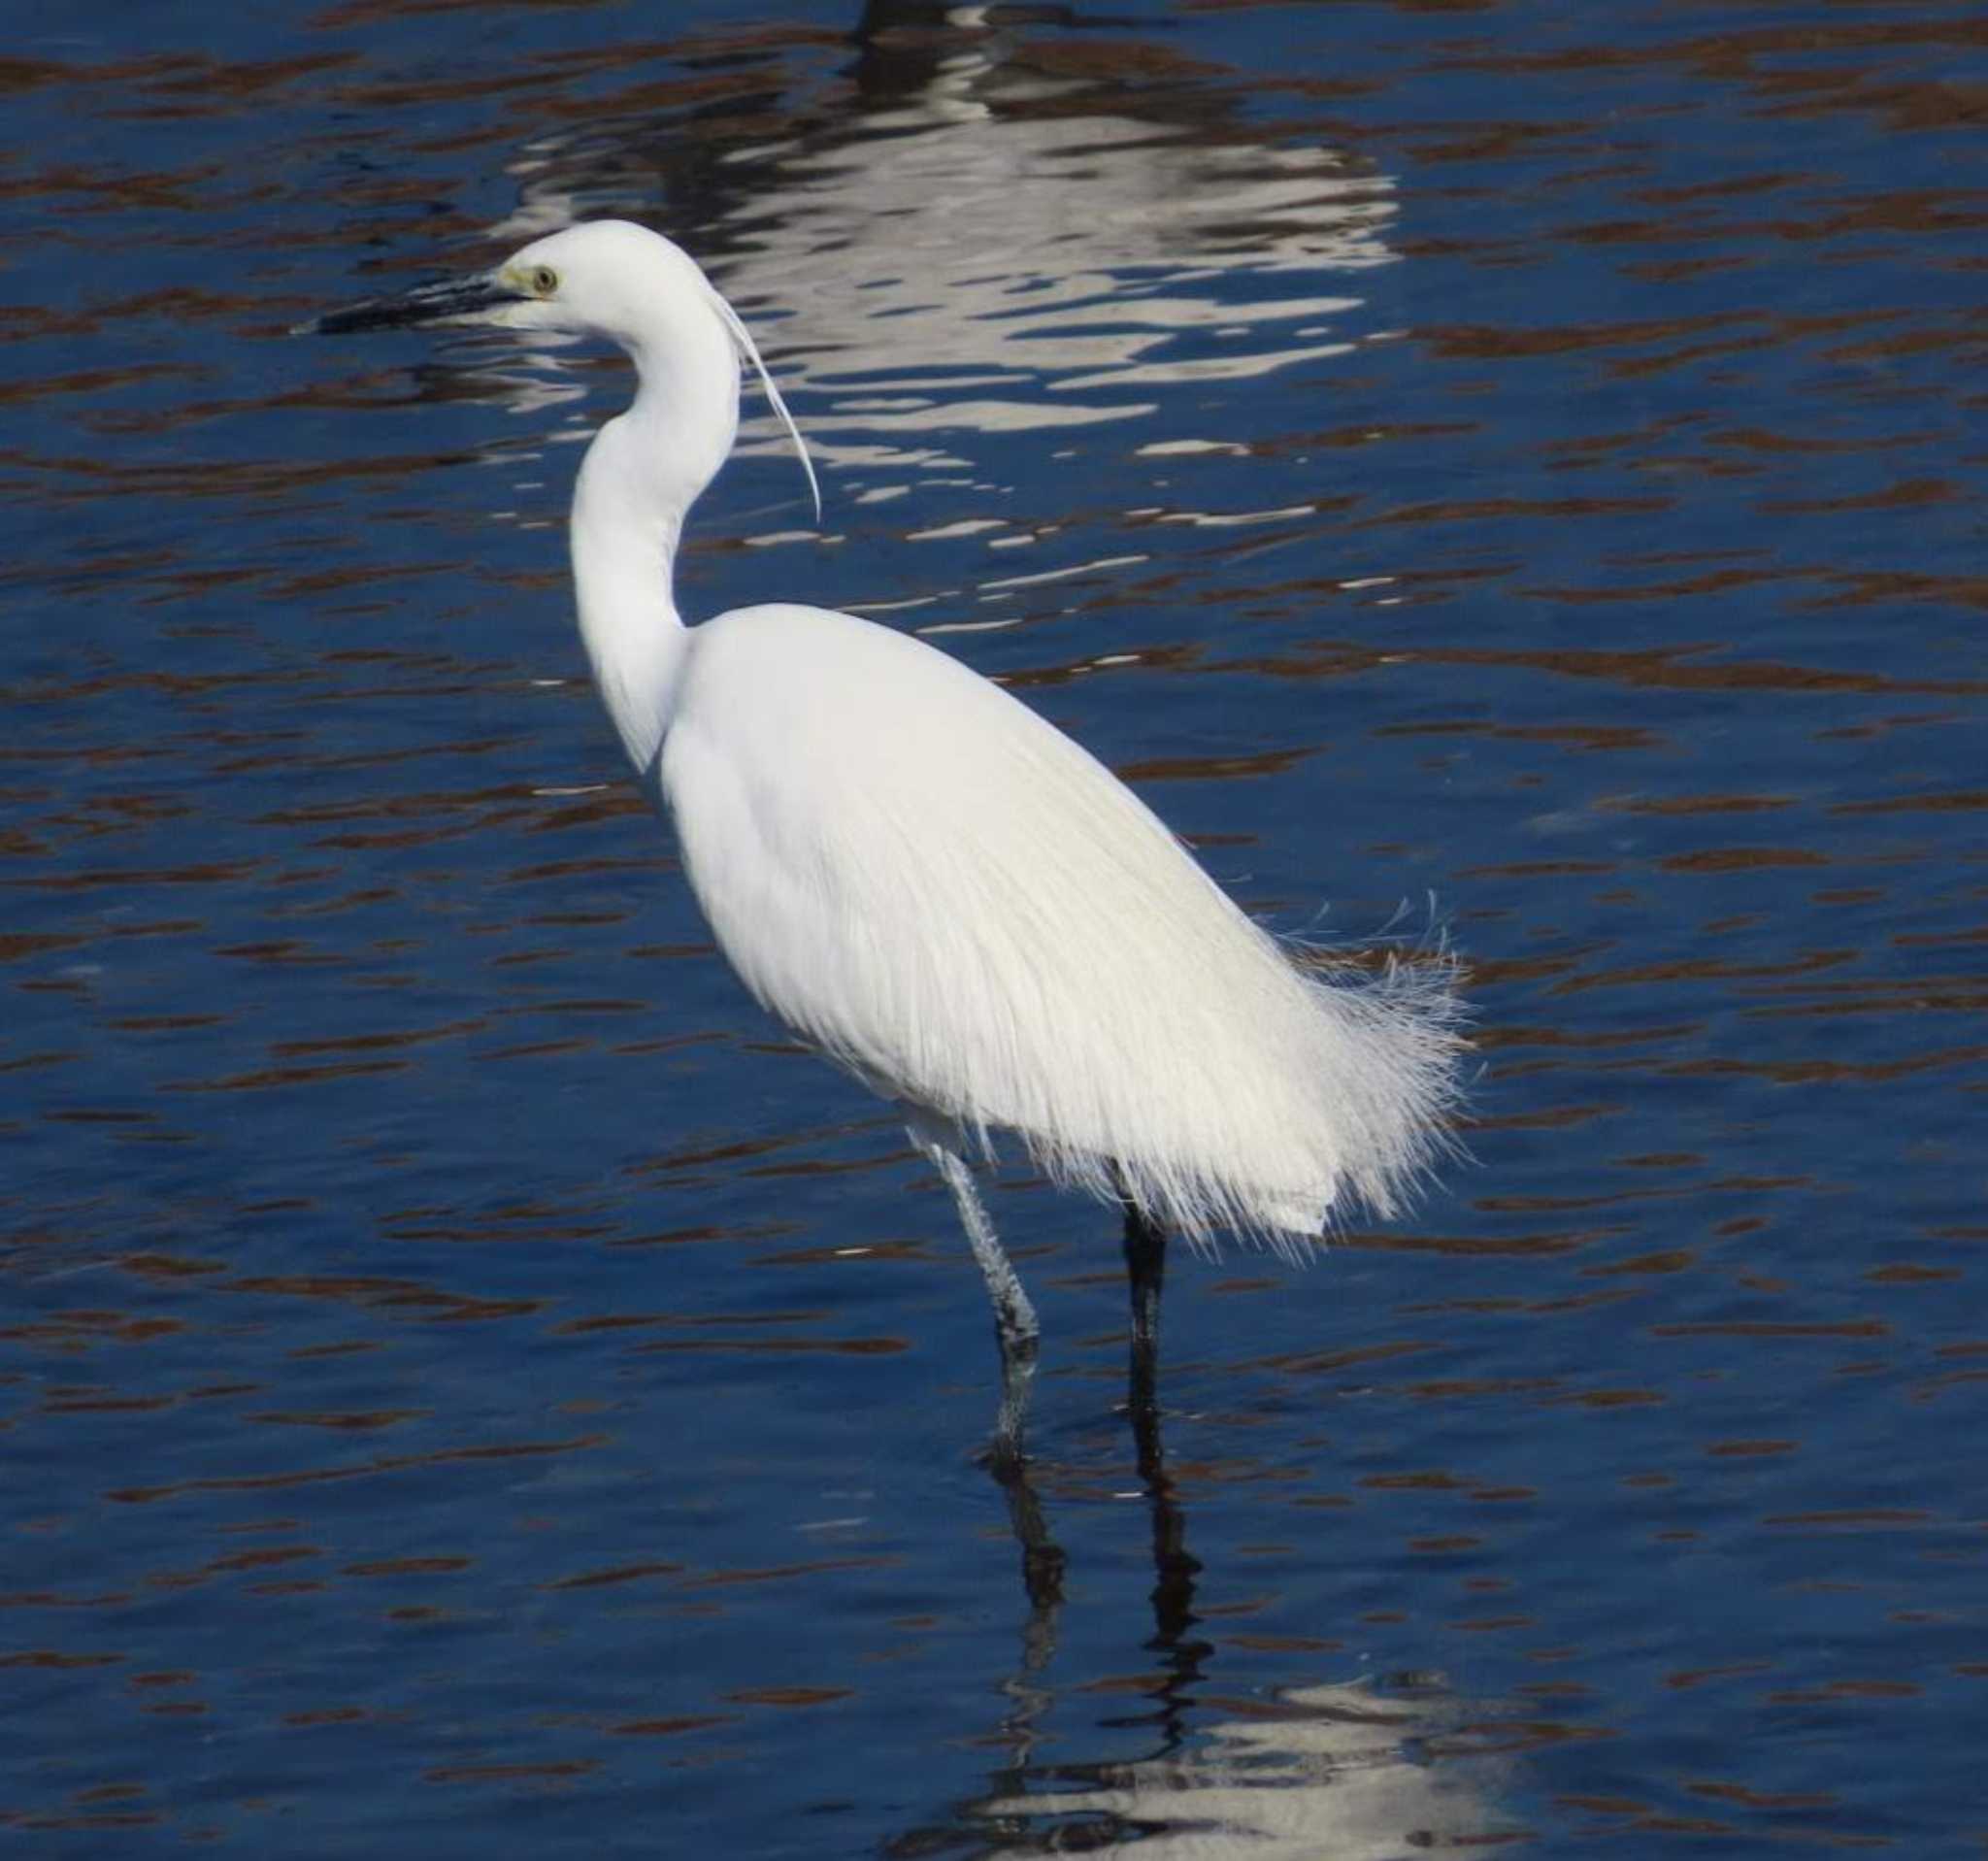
2;2;1984;1853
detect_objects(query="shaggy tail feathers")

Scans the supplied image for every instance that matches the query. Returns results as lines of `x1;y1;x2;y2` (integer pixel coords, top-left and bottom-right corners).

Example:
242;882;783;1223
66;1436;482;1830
1040;933;1470;1261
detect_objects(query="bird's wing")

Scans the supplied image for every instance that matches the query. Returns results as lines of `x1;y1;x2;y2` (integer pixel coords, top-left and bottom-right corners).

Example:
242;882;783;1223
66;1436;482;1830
660;603;1460;1245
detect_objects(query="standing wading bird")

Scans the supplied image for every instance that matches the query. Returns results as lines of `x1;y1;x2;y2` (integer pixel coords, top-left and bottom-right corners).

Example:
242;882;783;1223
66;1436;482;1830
308;219;1465;1471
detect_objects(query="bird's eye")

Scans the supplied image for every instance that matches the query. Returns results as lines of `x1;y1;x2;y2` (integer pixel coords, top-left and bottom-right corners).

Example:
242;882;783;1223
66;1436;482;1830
530;265;558;297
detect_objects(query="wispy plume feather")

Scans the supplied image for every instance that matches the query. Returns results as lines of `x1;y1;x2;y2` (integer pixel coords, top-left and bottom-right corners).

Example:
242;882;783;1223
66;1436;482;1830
704;284;822;526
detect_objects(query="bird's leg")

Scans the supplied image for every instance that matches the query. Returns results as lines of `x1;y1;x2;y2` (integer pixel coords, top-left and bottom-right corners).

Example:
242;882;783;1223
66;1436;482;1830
1116;1200;1203;1662
1122;1201;1168;1483
909;1124;1040;1474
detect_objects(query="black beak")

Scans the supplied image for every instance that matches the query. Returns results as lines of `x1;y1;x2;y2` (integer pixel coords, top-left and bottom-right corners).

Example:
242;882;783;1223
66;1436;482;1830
298;273;518;337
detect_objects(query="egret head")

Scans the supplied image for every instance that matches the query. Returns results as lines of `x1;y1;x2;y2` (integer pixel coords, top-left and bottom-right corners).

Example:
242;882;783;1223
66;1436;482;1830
309;218;819;519
494;221;726;347
314;220;708;342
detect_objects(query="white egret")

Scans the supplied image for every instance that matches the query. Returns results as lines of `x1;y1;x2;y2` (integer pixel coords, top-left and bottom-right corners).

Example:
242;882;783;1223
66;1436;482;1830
309;219;1464;1467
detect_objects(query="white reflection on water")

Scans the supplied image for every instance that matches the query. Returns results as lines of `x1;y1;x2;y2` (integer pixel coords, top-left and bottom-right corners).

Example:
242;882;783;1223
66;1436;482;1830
485;9;1397;466
977;1677;1509;1858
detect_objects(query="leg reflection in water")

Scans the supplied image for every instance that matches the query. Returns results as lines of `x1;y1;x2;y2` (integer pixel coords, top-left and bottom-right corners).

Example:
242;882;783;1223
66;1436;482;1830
980;1206;1211;1757
952;1261;1508;1854
983;1204;1204;1626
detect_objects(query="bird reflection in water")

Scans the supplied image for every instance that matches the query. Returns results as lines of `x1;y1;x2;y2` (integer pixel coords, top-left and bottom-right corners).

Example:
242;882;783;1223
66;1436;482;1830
483;0;1401;457
925;1396;1509;1858
973;1673;1508;1857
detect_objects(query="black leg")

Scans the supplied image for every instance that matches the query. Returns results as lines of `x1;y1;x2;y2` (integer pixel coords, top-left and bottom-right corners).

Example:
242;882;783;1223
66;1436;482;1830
1122;1203;1168;1483
1118;1205;1203;1657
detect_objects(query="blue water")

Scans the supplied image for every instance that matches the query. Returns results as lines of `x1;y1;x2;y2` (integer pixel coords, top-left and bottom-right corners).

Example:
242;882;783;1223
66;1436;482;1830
3;2;1984;1853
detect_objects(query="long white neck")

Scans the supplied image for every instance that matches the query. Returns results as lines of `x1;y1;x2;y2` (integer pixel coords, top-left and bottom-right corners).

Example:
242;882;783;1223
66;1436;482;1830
569;323;739;781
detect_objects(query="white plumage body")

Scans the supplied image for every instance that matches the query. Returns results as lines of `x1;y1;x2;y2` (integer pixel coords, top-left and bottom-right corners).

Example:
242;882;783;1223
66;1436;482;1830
661;599;1457;1249
311;218;1464;1452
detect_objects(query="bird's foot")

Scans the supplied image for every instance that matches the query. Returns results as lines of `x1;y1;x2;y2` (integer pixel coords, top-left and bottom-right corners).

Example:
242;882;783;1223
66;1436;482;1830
982;1314;1039;1480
